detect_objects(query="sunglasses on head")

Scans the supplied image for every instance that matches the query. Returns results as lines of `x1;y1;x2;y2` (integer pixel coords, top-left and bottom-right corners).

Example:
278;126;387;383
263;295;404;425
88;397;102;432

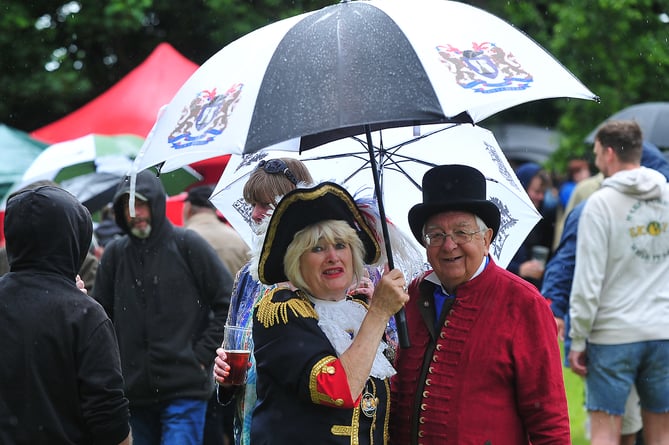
257;159;298;185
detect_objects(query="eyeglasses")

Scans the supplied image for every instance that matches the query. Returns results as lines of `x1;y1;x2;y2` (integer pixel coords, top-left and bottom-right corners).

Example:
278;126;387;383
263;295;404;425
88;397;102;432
423;229;483;247
257;159;298;185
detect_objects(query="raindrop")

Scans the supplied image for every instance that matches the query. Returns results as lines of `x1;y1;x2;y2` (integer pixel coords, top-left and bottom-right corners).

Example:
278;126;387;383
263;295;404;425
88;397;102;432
52;47;67;59
34;15;52;30
103;54;118;66
58;1;81;20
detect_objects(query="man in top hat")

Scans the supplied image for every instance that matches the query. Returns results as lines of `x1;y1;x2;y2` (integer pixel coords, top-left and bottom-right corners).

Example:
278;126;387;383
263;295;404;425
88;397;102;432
390;164;570;444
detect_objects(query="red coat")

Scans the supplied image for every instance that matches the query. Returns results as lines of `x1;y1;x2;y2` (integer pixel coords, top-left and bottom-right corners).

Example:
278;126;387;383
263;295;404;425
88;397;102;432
390;259;570;444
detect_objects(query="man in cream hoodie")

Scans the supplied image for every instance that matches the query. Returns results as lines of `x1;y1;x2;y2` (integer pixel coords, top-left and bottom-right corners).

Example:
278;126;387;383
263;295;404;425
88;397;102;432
569;120;669;444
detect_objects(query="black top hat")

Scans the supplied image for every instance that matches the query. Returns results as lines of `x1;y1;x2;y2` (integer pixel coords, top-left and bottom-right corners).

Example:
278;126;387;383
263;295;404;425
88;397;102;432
408;165;500;244
258;182;381;285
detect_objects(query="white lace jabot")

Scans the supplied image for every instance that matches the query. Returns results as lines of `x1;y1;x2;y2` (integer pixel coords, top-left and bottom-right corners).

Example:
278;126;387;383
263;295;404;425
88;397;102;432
308;296;396;380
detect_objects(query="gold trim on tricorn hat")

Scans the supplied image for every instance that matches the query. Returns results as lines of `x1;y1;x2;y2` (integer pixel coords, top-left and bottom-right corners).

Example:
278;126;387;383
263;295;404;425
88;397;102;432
258;182;381;285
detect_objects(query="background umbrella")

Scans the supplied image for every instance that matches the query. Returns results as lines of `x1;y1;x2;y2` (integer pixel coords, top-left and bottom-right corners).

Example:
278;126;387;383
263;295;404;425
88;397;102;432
58;170;198;214
584;102;669;148
132;0;597;347
211;124;540;269
22;134;146;183
487;123;561;165
59;172;124;214
8;134;201;212
0;123;48;200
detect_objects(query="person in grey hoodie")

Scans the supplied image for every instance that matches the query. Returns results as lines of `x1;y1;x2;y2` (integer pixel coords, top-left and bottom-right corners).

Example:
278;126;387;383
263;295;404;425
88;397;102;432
569;120;669;444
94;170;233;445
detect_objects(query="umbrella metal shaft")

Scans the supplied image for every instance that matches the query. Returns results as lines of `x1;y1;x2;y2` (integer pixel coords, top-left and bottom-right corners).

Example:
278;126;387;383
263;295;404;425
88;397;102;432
365;126;410;348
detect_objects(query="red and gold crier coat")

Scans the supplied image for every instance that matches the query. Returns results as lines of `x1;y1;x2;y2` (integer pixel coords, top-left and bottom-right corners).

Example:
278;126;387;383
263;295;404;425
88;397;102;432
251;288;391;445
390;258;570;445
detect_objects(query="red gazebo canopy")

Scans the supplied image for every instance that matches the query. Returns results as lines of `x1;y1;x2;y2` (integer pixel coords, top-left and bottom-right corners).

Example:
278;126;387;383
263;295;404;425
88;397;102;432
32;43;198;143
27;43;230;227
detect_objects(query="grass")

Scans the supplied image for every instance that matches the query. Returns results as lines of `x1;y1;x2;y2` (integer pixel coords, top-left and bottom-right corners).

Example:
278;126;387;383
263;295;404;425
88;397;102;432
560;340;588;444
564;362;588;444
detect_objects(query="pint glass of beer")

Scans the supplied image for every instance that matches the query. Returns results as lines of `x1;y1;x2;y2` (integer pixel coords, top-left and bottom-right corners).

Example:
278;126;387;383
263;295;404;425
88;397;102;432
222;325;253;385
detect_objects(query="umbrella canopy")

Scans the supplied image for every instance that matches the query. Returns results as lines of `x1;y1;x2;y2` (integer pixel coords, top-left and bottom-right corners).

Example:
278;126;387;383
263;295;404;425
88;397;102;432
0;124;48;200
131;0;596;347
23;134;144;183
584;102;669;149
132;0;597;174
487;123;561;165
59;171;127;214
211;124;540;269
9;134;201;212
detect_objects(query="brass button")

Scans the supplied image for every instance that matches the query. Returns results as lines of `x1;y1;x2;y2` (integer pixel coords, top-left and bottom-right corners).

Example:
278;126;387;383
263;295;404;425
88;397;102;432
419;417;425;424
432;355;438;362
420;403;427;410
440;332;446;339
422;390;429;398
418;431;425;438
428;366;434;374
425;378;431;386
444;320;449;327
436;344;442;351
326;366;336;375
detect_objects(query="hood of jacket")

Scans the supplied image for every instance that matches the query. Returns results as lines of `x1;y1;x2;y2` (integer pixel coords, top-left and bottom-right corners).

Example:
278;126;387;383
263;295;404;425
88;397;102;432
112;170;168;241
601;166;667;200
4;185;93;276
641;141;669;181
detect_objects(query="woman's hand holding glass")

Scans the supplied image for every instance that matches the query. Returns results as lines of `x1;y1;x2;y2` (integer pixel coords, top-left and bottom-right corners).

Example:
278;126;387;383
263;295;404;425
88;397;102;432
214;325;253;386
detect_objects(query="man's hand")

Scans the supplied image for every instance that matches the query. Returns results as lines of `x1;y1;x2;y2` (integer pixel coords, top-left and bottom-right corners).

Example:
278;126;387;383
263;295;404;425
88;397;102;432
568;349;587;377
554;317;565;341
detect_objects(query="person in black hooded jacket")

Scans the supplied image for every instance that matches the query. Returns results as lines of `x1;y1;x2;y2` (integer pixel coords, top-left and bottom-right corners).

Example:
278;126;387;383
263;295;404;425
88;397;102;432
0;185;131;445
93;170;233;445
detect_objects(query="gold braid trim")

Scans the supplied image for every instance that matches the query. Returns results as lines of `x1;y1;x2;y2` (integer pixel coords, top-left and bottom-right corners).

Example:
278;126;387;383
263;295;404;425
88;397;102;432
330;404;361;445
382;378;390;445
309;356;344;406
255;288;317;328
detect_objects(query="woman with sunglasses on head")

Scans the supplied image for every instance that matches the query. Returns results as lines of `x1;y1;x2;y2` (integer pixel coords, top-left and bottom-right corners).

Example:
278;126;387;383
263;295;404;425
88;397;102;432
213;157;313;445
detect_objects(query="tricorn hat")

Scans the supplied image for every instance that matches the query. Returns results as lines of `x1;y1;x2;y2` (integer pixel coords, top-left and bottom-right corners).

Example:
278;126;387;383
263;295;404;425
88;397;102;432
258;182;381;285
408;165;500;244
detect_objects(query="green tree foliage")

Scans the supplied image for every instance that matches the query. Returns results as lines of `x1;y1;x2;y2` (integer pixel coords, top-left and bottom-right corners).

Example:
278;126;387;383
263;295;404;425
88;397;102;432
0;0;331;132
488;0;669;169
2;0;668;170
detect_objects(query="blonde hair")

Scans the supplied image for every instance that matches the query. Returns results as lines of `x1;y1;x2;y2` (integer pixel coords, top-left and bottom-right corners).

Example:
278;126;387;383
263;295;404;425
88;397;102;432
243;158;313;205
284;220;365;295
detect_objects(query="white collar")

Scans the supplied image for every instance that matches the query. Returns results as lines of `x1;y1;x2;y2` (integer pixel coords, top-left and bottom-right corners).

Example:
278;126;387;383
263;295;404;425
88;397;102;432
426;255;488;292
308;295;396;379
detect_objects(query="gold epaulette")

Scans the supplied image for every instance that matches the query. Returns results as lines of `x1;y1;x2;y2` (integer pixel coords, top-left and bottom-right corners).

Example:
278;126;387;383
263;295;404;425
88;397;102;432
255;288;318;328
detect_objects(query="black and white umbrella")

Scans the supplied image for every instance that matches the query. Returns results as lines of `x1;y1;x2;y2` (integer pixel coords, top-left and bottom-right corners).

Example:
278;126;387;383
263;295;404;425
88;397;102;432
133;0;598;346
211;124;541;270
134;0;597;172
